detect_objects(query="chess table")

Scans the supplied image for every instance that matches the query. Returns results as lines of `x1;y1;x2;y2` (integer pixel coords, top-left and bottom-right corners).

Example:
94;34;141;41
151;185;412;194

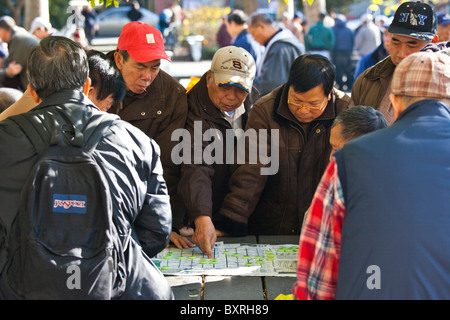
163;235;299;300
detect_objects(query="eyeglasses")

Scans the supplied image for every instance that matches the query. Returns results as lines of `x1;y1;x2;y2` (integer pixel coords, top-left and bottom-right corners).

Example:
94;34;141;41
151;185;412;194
287;97;327;111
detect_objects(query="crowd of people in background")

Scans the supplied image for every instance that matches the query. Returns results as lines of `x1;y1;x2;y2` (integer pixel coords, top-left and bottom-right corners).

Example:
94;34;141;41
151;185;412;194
219;6;450;94
0;1;449;300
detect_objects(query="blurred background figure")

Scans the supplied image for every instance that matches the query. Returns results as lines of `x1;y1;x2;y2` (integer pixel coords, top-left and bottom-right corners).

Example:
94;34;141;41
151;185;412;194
29;17;54;40
305;13;335;60
353;20;392;81
248;13;304;96
159;1;183;53
353;13;381;58
0;15;39;91
82;4;98;45
280;11;304;45
128;1;143;21
159;5;173;36
332;14;354;91
289;11;305;45
169;1;183;28
0;42;6;67
226;9;264;65
0;87;22;113
217;14;233;48
437;13;450;42
66;6;87;48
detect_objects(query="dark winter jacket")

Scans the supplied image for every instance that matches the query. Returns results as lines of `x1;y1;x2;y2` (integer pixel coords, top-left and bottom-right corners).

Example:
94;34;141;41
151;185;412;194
0;90;173;299
177;73;259;228
216;84;352;235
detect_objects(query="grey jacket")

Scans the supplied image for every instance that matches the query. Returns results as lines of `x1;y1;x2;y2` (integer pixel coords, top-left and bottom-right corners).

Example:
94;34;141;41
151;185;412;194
254;29;305;96
0;90;173;299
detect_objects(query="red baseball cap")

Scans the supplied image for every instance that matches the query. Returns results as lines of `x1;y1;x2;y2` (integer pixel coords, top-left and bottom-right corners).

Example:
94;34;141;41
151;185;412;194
117;22;171;63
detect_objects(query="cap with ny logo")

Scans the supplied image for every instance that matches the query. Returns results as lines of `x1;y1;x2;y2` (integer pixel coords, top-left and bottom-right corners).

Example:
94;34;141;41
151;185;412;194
388;1;437;41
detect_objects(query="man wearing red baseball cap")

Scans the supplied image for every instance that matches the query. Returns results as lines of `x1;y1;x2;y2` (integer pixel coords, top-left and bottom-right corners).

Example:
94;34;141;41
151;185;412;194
107;22;188;233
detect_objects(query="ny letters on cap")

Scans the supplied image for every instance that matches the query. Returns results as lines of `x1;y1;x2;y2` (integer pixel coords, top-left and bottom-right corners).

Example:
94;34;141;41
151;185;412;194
388;1;437;41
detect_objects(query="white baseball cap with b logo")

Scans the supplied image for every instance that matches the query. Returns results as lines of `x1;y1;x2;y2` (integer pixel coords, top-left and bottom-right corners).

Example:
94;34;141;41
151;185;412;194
210;46;256;93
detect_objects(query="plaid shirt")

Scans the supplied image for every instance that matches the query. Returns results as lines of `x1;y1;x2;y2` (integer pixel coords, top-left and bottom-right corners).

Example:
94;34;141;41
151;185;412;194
293;159;346;300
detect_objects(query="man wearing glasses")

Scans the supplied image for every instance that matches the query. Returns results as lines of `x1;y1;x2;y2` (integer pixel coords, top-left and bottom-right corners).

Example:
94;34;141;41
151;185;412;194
213;54;353;237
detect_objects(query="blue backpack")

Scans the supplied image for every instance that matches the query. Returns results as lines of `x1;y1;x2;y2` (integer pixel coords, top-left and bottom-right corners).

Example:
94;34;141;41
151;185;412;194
5;110;126;299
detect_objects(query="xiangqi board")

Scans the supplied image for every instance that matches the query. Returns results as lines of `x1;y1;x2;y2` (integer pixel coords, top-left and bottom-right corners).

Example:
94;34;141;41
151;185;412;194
152;242;298;277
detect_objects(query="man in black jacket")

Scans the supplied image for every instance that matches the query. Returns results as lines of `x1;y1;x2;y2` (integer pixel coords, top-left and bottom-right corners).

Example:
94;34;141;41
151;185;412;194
0;36;173;300
107;22;188;240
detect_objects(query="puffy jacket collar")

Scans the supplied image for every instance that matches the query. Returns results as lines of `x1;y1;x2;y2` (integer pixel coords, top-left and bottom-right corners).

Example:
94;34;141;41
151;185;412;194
189;73;225;120
36;89;97;111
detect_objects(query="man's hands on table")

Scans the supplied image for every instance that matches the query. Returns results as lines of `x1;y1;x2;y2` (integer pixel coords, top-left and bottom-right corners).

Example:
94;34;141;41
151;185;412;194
169;216;229;258
192;215;216;258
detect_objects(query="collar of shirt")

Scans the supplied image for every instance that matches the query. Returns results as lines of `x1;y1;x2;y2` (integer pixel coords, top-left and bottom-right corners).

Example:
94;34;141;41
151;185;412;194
222;103;246;128
222;103;246;142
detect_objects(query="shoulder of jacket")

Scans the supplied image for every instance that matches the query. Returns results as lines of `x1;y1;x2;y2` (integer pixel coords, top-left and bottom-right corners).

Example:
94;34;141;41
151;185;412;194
364;56;395;80
333;88;351;101
109;117;156;147
254;87;279;108
270;36;302;50
158;69;178;82
12;27;39;44
157;69;186;90
333;89;353;111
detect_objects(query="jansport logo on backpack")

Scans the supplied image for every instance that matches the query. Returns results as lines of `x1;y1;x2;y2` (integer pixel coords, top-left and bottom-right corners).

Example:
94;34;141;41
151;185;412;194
53;194;87;214
6;111;126;300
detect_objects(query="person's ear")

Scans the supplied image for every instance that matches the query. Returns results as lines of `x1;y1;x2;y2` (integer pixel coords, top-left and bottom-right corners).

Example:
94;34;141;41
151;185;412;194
83;77;92;96
390;93;404;119
431;34;439;43
27;84;42;104
114;51;124;71
206;70;214;89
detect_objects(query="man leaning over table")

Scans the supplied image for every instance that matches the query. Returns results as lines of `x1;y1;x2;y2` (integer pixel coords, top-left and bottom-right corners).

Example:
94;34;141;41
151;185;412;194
213;54;352;244
106;22;188;241
175;46;260;258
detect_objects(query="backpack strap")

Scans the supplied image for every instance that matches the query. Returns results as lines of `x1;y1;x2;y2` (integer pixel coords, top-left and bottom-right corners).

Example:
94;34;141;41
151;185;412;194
10;107;86;154
10;114;50;156
11;110;119;155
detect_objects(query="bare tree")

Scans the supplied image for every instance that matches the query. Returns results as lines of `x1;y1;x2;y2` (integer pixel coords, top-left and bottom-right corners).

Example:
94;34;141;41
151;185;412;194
303;0;327;27
6;0;26;25
24;0;49;30
277;0;294;21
